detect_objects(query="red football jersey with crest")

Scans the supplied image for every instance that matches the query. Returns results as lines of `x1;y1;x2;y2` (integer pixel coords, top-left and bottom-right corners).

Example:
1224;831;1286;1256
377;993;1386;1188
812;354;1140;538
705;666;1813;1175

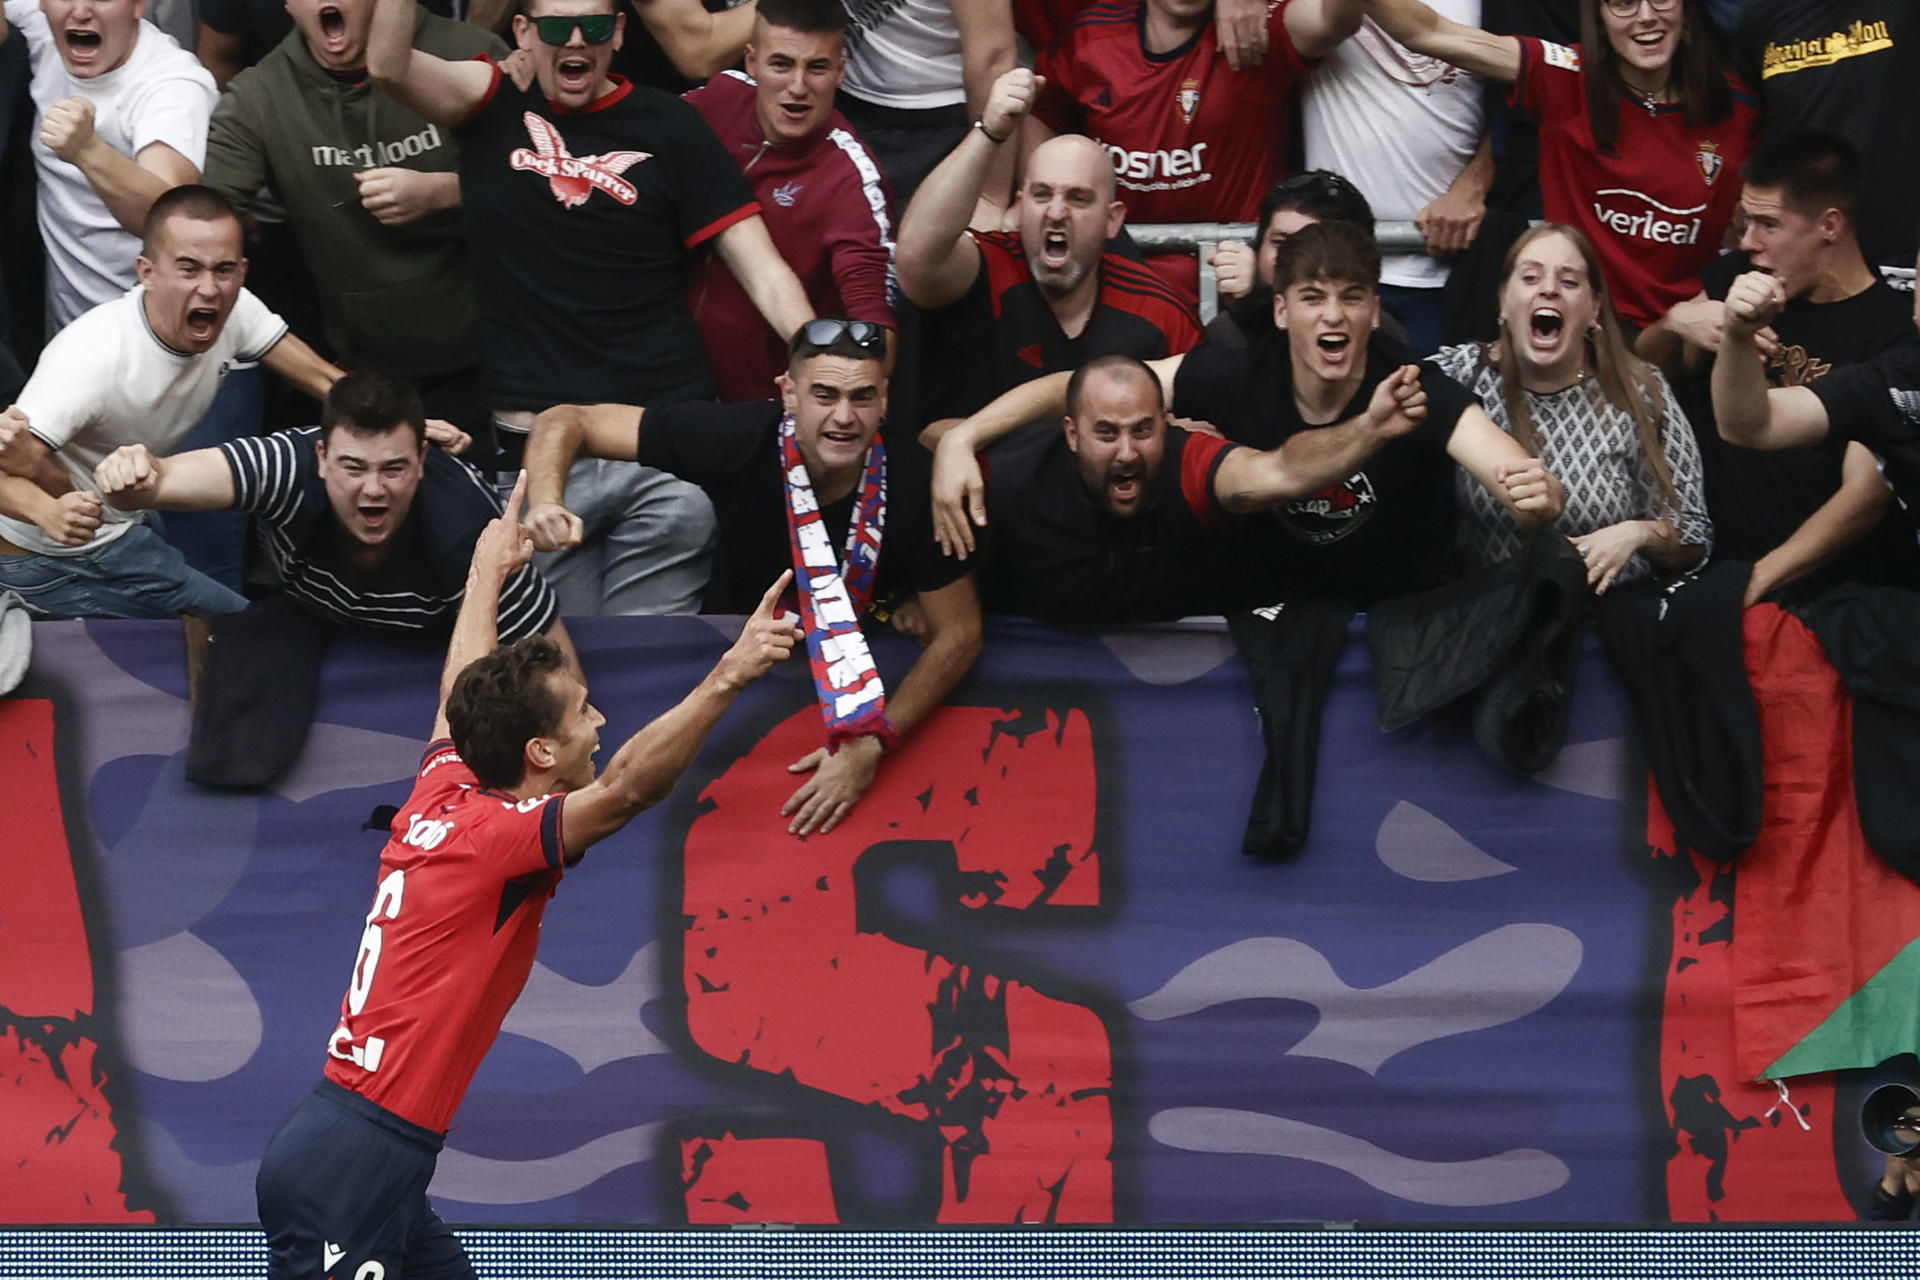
1514;37;1759;330
322;741;566;1133
1034;0;1308;224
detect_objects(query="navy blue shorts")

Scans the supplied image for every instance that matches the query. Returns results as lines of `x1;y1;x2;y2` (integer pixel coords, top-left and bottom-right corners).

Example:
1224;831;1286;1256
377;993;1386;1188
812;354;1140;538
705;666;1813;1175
256;1080;473;1280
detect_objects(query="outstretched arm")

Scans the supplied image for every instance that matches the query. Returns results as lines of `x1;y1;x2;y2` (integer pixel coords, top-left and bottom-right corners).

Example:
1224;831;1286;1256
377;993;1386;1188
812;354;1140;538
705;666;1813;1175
1363;0;1521;82
783;573;983;836
1285;0;1365;60
523;403;645;551
1712;270;1831;450
561;572;801;857
713;215;814;343
41;99;198;237
628;0;757;80
368;0;498;126
1744;441;1890;605
0;407;73;494
1211;363;1426;510
433;472;536;742
928;355;1184;554
259;333;344;403
0;474;97;545
1447;402;1565;524
94;443;239;511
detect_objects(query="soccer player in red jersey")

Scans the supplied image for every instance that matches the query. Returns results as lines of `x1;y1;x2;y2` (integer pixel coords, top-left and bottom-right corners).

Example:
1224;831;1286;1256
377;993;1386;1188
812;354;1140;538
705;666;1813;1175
254;474;799;1280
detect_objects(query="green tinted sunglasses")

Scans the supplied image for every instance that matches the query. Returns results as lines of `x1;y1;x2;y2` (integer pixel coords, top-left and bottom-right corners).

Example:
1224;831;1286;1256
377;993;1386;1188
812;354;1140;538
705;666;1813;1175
530;14;616;44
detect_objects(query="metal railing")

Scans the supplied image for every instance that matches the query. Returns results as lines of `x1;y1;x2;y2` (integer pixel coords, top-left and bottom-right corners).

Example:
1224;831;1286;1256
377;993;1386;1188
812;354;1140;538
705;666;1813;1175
1130;223;1918;321
1128;221;1428;321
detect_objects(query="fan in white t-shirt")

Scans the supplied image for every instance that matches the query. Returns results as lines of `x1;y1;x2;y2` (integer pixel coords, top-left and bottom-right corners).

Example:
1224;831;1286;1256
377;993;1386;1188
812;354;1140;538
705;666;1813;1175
1300;2;1490;355
0;187;342;619
0;0;216;329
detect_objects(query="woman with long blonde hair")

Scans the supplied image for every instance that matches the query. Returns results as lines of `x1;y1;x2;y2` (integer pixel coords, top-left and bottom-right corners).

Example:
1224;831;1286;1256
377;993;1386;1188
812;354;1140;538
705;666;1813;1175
1432;224;1710;592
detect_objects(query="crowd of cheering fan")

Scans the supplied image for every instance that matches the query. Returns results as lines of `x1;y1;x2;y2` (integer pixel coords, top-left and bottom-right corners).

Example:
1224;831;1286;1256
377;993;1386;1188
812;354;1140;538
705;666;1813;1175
0;0;1916;820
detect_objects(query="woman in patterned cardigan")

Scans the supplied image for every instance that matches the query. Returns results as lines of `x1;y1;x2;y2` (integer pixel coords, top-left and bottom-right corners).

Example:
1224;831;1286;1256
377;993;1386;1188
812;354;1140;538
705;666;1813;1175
1431;223;1711;594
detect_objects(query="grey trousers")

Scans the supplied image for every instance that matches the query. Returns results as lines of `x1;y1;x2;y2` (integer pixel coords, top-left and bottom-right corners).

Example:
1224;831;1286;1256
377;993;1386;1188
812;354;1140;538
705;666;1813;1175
534;457;716;616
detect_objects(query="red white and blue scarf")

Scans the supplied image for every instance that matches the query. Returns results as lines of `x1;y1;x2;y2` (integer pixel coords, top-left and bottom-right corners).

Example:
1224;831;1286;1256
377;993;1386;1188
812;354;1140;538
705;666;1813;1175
779;412;895;751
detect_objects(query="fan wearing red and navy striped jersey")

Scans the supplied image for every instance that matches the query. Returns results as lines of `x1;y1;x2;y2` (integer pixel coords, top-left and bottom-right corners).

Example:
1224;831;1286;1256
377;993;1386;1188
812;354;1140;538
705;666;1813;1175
253;475;800;1280
897;66;1202;436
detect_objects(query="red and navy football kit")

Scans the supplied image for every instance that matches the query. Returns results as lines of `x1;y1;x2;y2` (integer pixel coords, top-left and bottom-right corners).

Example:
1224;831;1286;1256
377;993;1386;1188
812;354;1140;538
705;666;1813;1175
1034;0;1308;226
1514;36;1759;332
917;228;1203;423
256;742;566;1280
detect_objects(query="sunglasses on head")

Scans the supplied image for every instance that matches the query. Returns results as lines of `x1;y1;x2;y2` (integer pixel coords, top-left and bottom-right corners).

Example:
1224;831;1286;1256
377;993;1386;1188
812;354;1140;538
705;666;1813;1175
792;318;889;357
530;13;616;45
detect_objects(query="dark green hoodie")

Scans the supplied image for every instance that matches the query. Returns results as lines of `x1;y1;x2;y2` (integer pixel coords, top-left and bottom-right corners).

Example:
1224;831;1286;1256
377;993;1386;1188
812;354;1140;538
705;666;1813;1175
204;7;503;378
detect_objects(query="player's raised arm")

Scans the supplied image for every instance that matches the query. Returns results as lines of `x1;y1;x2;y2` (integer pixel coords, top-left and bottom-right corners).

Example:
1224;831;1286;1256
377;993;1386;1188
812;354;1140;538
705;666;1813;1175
433;472;535;742
559;571;801;857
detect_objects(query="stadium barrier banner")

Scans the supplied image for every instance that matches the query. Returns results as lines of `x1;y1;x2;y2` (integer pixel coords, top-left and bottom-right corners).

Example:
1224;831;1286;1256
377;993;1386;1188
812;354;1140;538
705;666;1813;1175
0;616;1900;1225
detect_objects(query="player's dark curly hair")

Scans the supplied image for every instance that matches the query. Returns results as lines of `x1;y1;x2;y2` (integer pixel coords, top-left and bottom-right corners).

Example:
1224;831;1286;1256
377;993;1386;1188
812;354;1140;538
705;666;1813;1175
447;635;568;789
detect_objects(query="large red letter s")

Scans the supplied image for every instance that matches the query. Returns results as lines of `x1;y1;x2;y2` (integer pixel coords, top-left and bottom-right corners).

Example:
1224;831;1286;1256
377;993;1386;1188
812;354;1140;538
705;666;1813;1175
681;706;1112;1223
0;700;152;1223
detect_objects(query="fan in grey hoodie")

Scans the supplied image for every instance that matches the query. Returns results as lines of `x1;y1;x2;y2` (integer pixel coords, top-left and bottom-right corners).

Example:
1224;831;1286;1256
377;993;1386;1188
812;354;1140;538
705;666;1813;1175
201;0;501;414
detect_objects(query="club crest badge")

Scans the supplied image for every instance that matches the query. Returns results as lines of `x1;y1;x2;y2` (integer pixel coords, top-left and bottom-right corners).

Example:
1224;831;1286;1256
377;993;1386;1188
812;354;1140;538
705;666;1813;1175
1177;79;1201;124
1697;141;1723;186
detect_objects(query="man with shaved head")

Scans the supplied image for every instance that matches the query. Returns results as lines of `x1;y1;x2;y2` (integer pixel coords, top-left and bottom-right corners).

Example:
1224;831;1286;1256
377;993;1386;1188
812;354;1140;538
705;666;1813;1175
895;66;1202;437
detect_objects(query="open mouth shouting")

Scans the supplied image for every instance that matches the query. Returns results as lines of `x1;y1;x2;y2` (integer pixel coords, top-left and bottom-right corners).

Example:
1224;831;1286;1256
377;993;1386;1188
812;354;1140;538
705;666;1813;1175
1107;463;1145;508
1313;330;1356;370
315;4;354;59
61;26;105;67
1039;225;1071;272
355;499;393;537
554;52;596;96
1526;306;1567;352
183;305;222;345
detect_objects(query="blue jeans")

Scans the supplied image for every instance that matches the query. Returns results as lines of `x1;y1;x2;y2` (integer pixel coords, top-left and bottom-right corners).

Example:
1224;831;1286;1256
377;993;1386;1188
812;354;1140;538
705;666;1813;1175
159;364;262;593
0;521;248;618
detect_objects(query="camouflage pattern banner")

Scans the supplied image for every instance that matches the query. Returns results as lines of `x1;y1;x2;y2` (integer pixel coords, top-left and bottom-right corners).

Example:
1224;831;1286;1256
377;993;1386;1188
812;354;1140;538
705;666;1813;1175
0;617;1890;1226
